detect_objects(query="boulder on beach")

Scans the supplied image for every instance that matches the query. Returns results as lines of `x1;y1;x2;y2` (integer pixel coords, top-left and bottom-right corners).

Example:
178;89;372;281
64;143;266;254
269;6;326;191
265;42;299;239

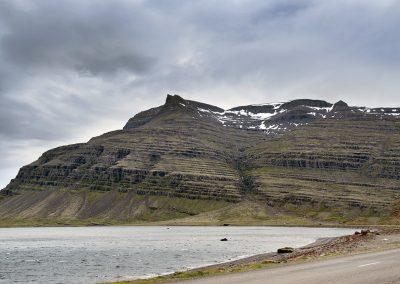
277;247;294;254
361;229;370;236
355;229;373;236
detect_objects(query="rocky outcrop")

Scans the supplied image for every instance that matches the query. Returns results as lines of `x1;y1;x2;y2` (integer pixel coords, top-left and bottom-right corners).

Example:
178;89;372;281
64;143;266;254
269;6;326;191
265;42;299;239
269;106;317;123
277;247;294;253
332;100;349;112
279;99;332;110
123;106;163;130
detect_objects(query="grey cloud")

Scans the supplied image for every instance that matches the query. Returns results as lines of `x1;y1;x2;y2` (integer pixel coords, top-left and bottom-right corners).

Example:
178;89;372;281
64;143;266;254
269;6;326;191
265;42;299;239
75;54;154;76
0;0;157;76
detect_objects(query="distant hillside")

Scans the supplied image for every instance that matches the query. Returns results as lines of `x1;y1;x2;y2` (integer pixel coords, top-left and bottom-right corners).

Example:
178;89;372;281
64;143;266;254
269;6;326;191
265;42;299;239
1;94;400;226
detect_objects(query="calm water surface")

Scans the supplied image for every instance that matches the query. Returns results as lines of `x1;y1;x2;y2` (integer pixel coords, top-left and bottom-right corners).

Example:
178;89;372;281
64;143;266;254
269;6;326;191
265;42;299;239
0;226;356;283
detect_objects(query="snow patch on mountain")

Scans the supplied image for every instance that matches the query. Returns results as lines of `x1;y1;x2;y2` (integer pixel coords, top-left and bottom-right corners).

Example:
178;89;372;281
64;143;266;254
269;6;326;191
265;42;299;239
196;100;400;134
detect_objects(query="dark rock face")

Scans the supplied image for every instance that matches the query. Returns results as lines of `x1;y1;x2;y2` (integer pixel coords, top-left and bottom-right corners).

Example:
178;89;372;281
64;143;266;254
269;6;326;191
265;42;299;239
2;94;400;222
277;247;294;253
165;94;185;105
228;104;276;114
269;106;317;123
186;100;224;113
332;100;349;112
280;99;332;110
123;106;163;130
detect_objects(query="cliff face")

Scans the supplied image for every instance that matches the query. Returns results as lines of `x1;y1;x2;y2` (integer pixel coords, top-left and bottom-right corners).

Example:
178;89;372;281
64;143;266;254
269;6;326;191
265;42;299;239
1;95;400;224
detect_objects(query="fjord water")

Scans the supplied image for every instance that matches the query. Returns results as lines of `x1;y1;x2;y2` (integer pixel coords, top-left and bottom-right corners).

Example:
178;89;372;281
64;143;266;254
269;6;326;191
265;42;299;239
0;226;355;283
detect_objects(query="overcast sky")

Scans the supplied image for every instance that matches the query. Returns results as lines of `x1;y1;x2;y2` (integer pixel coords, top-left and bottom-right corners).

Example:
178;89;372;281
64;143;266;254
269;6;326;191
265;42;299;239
1;0;400;188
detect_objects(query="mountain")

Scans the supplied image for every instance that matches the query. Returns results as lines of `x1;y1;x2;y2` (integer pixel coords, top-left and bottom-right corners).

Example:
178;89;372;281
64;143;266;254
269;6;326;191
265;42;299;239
1;94;400;226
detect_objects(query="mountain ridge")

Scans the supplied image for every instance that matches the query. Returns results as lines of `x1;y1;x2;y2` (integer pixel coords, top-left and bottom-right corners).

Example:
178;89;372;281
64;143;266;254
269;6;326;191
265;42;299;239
1;94;400;226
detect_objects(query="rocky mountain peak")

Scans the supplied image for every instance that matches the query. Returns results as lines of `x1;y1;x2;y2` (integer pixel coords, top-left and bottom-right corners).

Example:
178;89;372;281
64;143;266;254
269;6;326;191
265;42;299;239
165;94;186;106
279;99;332;110
123;94;191;130
123;95;400;133
332;100;349;111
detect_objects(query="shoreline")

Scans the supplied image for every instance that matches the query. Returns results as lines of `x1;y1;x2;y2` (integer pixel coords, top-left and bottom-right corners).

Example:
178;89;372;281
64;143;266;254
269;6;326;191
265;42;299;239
0;220;393;229
109;227;400;284
121;236;340;282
